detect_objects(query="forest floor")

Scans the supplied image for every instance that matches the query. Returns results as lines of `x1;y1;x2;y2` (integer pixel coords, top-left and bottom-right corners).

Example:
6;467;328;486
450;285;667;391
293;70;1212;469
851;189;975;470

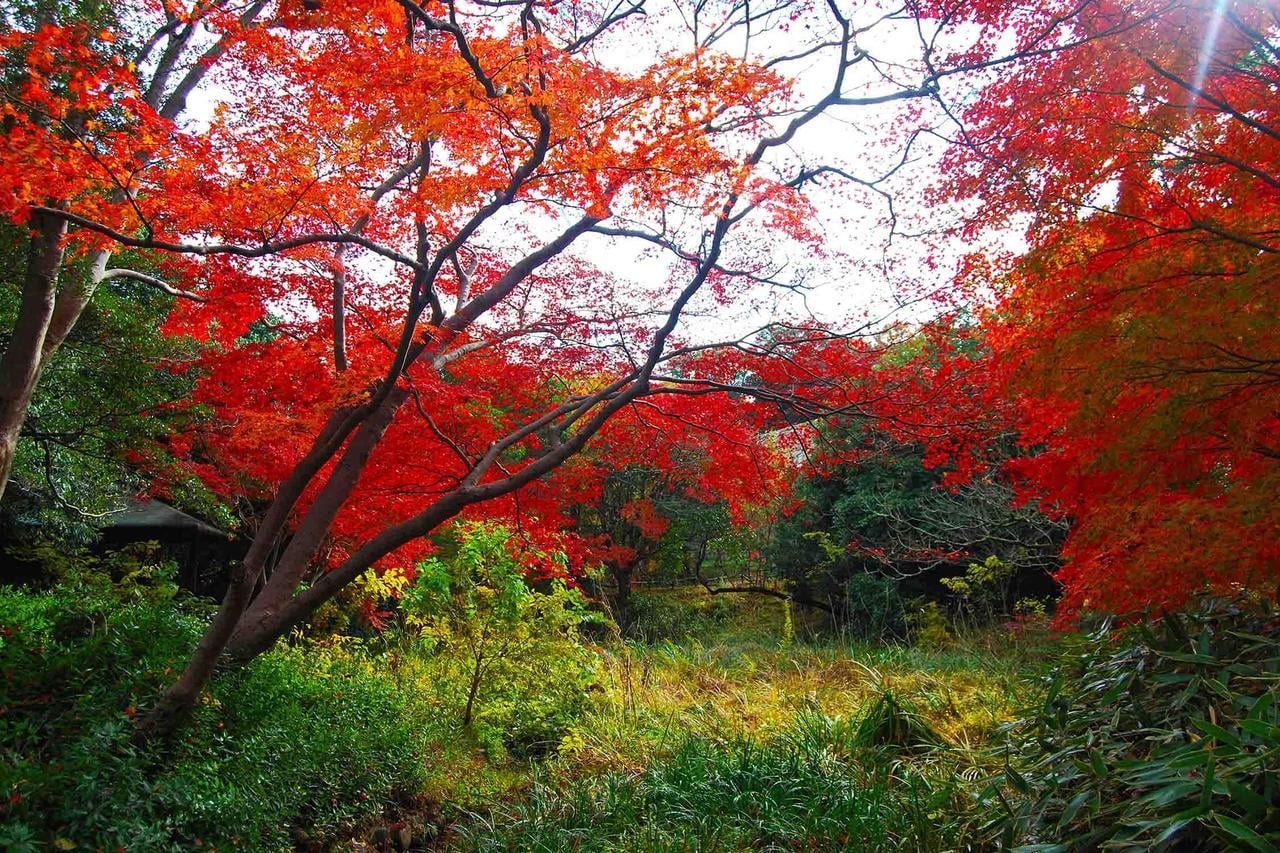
404;590;1057;851
0;578;1056;852
7;575;1268;850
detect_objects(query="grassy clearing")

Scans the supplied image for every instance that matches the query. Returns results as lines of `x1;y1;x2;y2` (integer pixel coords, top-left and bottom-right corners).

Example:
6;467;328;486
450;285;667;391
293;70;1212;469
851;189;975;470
559;592;1048;769
0;577;1055;850
434;589;1057;850
444;593;1280;852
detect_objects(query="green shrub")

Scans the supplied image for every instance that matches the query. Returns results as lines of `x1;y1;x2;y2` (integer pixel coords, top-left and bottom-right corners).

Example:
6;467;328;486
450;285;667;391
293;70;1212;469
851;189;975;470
456;637;599;760
911;600;954;649
840;571;910;641
984;599;1280;850
940;556;1017;628
0;578;437;849
172;640;435;844
401;522;602;758
0;574;204;848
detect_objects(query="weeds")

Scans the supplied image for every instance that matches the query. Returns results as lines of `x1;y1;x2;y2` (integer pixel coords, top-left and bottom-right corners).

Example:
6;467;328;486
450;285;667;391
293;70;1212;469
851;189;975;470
453;725;979;851
983;599;1280;850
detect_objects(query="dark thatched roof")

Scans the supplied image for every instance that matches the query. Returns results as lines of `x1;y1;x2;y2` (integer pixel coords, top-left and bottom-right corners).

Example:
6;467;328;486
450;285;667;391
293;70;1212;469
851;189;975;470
108;499;226;539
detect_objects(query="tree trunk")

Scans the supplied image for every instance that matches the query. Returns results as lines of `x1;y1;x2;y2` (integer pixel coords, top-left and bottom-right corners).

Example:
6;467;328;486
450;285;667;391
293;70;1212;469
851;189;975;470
0;212;68;500
686;537;709;578
228;386;409;652
223;489;473;662
134;401;381;741
132;558;258;743
462;653;483;726
612;562;635;630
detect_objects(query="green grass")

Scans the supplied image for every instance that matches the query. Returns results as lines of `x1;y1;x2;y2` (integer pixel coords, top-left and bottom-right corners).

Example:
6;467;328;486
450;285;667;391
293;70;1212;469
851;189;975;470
9;576;1267;851
560;590;1052;773
439;588;1056;851
0;579;1056;850
451;727;980;851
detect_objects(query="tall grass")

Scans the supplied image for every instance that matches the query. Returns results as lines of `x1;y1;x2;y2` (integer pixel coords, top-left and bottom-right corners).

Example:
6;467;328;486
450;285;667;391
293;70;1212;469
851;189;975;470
452;721;980;851
445;589;1050;851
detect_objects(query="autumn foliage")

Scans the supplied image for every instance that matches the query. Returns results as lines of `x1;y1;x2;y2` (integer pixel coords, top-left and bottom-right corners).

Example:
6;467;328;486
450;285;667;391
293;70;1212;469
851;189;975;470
937;0;1280;618
6;0;993;735
1;0;1277;744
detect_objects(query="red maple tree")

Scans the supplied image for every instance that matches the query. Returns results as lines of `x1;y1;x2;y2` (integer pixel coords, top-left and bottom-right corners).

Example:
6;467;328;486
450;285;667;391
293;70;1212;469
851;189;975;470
934;0;1280;619
0;0;1157;737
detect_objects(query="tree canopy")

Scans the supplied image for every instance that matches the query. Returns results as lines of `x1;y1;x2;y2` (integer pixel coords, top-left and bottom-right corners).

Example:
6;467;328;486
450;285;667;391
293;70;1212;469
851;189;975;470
935;0;1280;619
0;0;1275;736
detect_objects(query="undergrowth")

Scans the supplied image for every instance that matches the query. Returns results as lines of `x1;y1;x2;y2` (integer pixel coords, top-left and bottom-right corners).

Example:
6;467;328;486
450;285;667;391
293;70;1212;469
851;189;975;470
21;573;1270;852
0;583;440;850
984;599;1280;850
446;592;1051;851
452;714;983;851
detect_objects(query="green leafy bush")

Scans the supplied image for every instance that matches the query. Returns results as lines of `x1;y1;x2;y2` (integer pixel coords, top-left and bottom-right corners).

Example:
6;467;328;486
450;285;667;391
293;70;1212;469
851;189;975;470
985;599;1280;850
940;556;1017;628
402;522;602;758
0;573;204;848
911;600;954;649
172;640;435;844
0;575;437;849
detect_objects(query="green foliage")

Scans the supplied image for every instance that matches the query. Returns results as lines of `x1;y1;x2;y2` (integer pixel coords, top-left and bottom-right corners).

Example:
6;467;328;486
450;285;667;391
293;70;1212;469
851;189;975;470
654;498;737;579
854;691;946;753
0;574;436;849
0;563;1054;850
912;600;954;650
769;414;1061;635
1012;597;1048;621
402;522;602;757
175;640;434;844
985;599;1280;850
841;570;911;641
0;224;223;546
454;715;975;851
5;539;181;602
941;555;1017;627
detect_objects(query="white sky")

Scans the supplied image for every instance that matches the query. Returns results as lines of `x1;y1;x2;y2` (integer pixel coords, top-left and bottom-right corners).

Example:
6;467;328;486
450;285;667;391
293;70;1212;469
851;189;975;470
558;0;995;340
176;0;1006;346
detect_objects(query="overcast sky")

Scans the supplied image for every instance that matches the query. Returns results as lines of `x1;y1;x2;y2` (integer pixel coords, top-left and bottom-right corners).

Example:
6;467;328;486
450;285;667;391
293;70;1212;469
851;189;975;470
178;0;1006;345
